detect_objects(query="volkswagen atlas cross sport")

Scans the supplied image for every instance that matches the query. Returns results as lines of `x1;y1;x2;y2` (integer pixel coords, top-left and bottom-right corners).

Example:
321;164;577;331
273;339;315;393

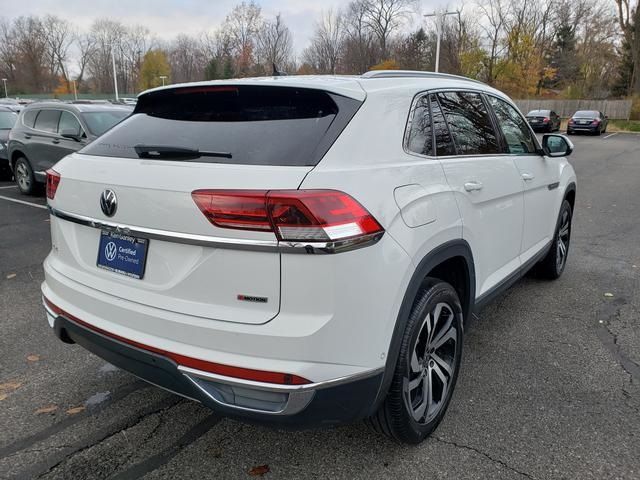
42;71;576;444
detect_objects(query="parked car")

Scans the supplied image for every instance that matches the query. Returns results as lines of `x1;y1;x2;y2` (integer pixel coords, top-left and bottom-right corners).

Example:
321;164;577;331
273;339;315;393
525;109;561;132
0;106;18;179
567;110;608;135
8;102;131;194
41;72;576;444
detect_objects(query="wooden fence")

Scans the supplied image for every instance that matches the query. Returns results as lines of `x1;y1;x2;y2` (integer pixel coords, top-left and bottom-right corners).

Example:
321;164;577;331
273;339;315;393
513;99;633;120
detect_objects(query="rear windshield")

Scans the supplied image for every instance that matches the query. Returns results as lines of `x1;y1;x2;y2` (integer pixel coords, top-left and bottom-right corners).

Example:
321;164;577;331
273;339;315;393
0;111;17;129
574;110;598;118
527;110;549;116
80;85;362;166
82;111;130;136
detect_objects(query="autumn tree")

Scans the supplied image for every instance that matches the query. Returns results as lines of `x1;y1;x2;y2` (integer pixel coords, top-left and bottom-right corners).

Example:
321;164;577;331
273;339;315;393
139;49;171;90
222;0;262;77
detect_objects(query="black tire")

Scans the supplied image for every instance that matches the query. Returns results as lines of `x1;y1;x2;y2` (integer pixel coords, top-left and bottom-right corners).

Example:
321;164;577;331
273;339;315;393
14;157;36;195
367;279;464;444
535;200;572;279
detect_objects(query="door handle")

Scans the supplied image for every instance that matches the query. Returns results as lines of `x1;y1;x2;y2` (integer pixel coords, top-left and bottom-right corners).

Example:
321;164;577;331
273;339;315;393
24;134;31;139
52;139;60;144
464;181;483;192
522;173;535;181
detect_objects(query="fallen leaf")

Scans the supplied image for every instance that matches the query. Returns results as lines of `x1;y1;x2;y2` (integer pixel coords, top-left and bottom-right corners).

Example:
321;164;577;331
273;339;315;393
6;273;16;279
248;465;270;476
35;405;58;414
0;394;7;401
27;354;40;362
66;406;86;415
604;292;614;298
0;382;22;393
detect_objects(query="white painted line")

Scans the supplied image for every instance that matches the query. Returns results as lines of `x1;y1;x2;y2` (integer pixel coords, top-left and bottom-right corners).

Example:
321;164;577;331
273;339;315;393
0;185;17;189
603;132;619;139
0;194;48;210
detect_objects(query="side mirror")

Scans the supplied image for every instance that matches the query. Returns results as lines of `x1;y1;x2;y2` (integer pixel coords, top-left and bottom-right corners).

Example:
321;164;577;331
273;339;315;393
61;129;82;142
605;115;609;120
542;134;574;158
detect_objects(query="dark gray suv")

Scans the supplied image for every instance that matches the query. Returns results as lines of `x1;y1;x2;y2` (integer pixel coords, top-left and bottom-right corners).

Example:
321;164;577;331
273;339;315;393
8;102;131;194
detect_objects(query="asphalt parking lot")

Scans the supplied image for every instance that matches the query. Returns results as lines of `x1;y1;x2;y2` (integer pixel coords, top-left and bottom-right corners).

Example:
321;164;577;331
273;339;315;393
0;132;639;480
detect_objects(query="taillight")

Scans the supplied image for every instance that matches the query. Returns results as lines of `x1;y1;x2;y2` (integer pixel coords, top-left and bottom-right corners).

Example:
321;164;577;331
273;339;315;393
543;117;550;123
192;190;384;242
568;119;574;124
592;119;600;125
46;169;61;200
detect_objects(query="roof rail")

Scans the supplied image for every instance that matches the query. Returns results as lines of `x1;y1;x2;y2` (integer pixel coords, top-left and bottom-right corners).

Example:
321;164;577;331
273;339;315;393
361;70;485;85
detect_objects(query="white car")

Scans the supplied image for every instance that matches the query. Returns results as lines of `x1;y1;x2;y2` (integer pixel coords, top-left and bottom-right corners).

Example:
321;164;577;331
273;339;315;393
42;71;576;444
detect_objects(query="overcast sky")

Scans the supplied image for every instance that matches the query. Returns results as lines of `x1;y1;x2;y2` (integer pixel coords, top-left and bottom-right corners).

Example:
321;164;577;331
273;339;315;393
2;0;443;55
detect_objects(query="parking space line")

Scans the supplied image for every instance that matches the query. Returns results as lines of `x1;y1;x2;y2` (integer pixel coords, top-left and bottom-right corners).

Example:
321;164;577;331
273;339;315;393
603;133;619;139
0;194;48;210
0;185;17;189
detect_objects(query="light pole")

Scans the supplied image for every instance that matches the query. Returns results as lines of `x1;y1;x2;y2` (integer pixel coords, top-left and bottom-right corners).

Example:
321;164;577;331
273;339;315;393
424;10;461;73
1;78;7;98
159;75;167;86
111;47;119;101
72;80;78;101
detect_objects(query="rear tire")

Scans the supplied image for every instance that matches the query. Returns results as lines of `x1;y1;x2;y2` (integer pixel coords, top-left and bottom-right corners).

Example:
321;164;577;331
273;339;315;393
535;200;572;279
14;157;36;195
367;279;463;444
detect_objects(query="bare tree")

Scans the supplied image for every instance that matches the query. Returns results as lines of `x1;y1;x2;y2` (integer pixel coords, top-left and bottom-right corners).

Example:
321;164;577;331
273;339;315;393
169;35;206;83
303;9;344;74
222;0;263;76
256;13;293;73
76;32;96;89
42;15;74;90
614;0;640;94
361;0;415;58
342;0;380;73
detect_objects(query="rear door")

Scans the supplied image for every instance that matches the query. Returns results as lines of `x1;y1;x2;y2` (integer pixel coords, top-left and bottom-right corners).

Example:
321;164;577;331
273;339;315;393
31;109;61;173
435;91;524;298
47;84;363;325
54;110;87;157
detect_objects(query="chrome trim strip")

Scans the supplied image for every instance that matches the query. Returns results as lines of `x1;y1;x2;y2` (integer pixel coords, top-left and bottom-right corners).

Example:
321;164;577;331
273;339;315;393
177;365;384;393
49;206;384;254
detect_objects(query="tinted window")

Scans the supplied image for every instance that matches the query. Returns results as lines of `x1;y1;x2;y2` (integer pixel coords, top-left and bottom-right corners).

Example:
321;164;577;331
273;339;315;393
34;110;61;133
406;95;433;156
574;110;598;118
23;109;38;128
0;111;17;129
81;86;361;166
430;95;456;156
489;96;537;154
437;92;500;155
58;111;82;136
82;111;129;136
527;110;549;117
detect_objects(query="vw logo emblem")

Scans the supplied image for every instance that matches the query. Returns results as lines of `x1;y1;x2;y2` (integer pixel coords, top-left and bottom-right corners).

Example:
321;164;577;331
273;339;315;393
104;241;117;261
100;189;117;217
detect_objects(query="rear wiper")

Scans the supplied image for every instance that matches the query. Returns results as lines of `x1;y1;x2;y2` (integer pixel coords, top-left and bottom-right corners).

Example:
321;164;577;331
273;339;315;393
134;145;232;160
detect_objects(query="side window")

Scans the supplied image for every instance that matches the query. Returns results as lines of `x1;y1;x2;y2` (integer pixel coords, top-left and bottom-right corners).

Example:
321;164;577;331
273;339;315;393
406;95;433;156
34;110;61;133
430;95;456;156
23;109;38;128
488;96;537;154
58;111;82;136
437;92;500;155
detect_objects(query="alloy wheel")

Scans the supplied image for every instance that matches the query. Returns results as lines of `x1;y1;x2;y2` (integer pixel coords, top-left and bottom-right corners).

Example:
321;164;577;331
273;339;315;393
16;162;30;191
403;302;458;424
556;209;570;271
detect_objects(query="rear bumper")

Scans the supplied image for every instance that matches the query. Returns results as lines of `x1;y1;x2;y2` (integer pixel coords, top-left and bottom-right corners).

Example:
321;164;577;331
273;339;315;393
49;311;383;428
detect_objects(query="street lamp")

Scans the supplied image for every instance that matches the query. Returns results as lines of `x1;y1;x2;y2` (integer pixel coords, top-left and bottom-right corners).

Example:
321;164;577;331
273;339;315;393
111;47;119;101
71;80;78;101
1;78;7;98
159;75;168;86
424;10;461;73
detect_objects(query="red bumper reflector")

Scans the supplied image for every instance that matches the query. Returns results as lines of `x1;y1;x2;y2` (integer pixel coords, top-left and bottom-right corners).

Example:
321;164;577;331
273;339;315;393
43;297;310;386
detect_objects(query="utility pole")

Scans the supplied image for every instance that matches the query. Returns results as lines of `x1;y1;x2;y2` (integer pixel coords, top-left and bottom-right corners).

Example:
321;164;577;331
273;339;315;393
72;80;78;101
424;10;461;73
1;78;7;98
111;47;119;101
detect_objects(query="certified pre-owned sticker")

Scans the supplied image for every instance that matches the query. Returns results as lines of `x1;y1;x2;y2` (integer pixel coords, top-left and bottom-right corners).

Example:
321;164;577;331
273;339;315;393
237;294;268;303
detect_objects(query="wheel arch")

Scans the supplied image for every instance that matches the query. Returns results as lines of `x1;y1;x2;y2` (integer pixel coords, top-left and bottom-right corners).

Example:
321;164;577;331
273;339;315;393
10;148;28;170
371;239;476;413
563;182;576;211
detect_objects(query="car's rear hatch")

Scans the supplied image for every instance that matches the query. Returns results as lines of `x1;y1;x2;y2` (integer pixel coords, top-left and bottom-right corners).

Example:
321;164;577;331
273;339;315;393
47;81;364;325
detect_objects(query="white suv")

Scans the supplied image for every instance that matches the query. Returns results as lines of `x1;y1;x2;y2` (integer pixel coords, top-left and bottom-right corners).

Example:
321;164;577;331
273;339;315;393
42;71;576;444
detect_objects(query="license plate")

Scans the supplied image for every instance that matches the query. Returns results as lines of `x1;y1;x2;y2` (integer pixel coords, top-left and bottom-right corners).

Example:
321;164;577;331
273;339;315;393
97;231;149;279
530;119;540;123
